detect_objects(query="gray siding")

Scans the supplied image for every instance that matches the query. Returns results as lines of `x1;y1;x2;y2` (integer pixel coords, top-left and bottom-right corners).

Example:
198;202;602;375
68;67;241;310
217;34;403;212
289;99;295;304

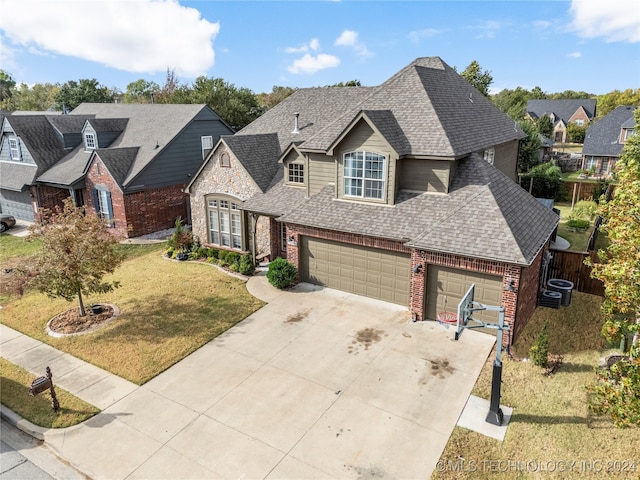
308;153;334;196
398;159;451;193
335;120;397;204
127;109;234;191
0;131;36;166
97;131;122;148
62;132;82;150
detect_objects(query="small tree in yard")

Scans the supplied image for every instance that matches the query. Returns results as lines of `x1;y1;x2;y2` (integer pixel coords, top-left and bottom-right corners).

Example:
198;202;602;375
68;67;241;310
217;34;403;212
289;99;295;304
29;198;124;317
585;109;640;427
529;322;549;367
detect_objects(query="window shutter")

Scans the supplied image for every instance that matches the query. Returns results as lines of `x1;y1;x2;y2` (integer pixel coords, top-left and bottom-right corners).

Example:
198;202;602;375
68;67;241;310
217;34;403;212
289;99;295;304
92;189;100;214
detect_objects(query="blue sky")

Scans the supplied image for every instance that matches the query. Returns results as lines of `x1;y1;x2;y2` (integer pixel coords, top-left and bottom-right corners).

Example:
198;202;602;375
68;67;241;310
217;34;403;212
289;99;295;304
1;0;638;96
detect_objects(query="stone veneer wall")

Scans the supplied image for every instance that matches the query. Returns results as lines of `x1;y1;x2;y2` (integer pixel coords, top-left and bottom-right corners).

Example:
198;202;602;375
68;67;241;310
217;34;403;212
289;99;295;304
188;146;270;256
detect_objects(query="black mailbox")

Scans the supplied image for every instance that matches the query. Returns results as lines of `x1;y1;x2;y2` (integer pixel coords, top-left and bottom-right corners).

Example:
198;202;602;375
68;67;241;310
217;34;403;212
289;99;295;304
29;376;52;396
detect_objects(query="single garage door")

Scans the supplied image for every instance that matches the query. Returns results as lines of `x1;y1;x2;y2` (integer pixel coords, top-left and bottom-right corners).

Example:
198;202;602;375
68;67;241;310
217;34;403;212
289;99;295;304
300;237;410;305
0;189;34;221
426;265;503;323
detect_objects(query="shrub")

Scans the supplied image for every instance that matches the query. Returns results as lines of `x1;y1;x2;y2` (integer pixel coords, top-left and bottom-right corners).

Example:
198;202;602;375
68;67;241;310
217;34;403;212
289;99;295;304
226;252;240;269
530;322;549;367
239;253;255;276
267;257;297;289
207;248;219;259
166;217;194;252
217;250;228;263
567;219;590;230
166;247;174;258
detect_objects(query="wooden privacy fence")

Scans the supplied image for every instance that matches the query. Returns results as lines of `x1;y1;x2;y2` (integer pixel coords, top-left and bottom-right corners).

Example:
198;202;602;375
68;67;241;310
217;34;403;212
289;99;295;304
547;249;604;297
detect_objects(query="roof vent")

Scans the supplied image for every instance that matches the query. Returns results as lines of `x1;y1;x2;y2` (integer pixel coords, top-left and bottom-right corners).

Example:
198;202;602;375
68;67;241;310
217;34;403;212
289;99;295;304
292;112;300;134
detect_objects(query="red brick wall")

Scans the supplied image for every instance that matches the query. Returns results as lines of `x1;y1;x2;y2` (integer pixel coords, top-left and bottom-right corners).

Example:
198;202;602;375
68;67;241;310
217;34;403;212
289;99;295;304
85;156;187;238
85;158;128;237
123;185;187;238
34;185;69;220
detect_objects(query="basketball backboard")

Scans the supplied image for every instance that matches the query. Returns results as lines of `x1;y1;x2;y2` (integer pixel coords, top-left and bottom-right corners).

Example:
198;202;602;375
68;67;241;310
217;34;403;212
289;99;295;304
455;283;475;340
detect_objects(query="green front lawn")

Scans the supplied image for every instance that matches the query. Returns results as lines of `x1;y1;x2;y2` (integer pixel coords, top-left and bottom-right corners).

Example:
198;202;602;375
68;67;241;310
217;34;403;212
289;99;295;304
0;243;265;384
433;292;638;479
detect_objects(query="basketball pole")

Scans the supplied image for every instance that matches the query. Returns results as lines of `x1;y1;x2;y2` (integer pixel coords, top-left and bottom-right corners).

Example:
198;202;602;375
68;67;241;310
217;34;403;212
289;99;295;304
486;307;506;426
455;286;509;426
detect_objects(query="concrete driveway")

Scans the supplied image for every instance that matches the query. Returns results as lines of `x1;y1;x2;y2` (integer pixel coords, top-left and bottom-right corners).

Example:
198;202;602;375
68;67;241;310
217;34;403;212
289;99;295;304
11;276;495;480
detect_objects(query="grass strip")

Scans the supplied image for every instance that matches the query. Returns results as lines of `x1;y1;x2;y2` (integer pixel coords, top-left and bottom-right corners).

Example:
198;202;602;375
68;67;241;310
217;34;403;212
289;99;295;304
0;358;100;428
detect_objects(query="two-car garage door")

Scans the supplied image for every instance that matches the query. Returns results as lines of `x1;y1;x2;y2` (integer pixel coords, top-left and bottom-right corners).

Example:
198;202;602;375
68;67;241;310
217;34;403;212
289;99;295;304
300;237;410;305
426;265;503;323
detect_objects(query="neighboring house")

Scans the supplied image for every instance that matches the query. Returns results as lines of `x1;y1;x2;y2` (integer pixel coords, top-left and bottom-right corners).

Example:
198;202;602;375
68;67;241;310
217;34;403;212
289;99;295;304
582;105;637;176
526;99;597;143
0;104;233;237
187;57;559;343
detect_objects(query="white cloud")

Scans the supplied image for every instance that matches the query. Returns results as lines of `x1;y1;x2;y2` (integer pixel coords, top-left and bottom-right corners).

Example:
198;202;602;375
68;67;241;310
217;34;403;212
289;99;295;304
287;53;340;74
408;28;442;44
334;30;372;57
570;0;640;42
0;0;220;77
567;51;582;58
285;38;320;54
335;30;358;47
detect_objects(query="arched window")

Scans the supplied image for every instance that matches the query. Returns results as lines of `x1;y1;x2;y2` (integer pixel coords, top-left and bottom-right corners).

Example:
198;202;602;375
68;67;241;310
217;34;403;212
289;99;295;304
207;196;244;250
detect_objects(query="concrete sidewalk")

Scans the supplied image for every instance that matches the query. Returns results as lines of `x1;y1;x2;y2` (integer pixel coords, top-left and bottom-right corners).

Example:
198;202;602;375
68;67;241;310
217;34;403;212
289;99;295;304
1;275;495;480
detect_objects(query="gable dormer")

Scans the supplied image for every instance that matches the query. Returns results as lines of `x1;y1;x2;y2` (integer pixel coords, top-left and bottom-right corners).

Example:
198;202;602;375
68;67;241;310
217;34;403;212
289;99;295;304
82;123;97;151
620;126;635;143
281;144;306;188
326;112;401;206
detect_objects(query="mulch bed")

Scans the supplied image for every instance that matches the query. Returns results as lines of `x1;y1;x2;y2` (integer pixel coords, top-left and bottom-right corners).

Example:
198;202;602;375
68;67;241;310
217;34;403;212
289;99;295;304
48;305;116;335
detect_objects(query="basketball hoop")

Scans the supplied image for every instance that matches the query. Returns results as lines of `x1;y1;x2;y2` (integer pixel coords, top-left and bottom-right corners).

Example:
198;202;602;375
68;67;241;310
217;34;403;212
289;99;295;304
437;311;458;328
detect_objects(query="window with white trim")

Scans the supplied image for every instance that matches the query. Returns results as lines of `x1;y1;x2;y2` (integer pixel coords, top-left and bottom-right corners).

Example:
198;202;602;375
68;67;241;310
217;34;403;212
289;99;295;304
84;133;96;150
343;151;385;200
288;163;304;184
575;119;584;126
8;137;21;161
201;136;213;159
93;187;114;227
484;148;495;165
207;197;243;249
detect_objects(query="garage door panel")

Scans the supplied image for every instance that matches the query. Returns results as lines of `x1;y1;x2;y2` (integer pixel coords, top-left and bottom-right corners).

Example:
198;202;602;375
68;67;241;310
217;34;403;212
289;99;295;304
426;265;502;323
301;237;410;306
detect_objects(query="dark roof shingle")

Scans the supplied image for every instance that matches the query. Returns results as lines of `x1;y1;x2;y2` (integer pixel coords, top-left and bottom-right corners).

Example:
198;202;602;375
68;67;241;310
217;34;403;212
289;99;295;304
583;106;637;157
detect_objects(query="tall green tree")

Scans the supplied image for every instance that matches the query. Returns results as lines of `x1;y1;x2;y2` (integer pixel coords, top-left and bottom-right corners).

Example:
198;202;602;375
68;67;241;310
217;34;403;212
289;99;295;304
54;78;115;111
190;76;263;130
13;82;59;111
29;198;124;317
124;79;160;103
257;86;297;110
492;87;531;120
460;60;493;97
536;114;554;138
517;120;541;173
0;70;16;109
596;89;640;118
585;109;640;427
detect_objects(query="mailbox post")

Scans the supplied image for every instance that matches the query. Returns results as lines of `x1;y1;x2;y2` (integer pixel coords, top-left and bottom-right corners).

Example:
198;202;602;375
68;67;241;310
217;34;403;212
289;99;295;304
29;366;59;413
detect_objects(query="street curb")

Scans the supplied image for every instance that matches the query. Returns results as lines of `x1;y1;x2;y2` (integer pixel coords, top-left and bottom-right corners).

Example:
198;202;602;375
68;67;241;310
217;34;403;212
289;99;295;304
0;404;47;441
